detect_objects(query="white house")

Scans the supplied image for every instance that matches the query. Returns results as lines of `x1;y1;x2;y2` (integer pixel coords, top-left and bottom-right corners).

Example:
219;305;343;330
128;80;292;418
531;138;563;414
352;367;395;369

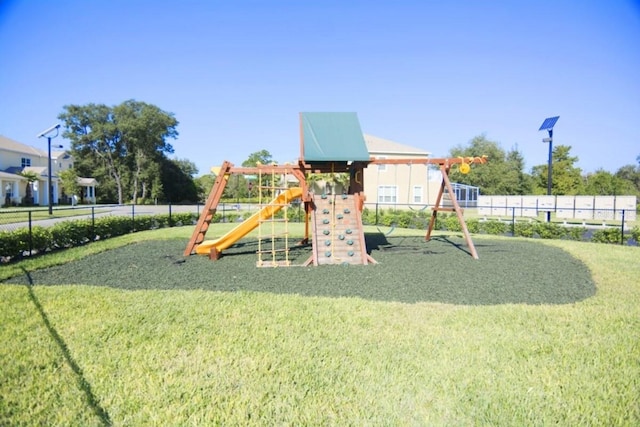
0;135;96;207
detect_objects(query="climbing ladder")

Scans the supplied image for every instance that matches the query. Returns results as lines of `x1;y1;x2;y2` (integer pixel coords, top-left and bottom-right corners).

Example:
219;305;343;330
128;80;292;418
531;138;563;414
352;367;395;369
183;161;232;257
256;166;292;267
304;193;375;266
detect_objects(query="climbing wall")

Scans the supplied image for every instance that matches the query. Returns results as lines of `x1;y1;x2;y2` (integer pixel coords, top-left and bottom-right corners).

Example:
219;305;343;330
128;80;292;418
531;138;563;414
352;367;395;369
309;194;371;265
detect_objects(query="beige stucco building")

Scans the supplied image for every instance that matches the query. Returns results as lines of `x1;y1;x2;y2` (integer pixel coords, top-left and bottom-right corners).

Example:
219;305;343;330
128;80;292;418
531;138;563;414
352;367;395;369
363;134;445;209
0;135;96;207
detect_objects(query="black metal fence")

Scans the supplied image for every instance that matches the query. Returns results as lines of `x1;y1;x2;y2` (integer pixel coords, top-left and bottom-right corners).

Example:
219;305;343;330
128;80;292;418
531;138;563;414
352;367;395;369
361;202;639;246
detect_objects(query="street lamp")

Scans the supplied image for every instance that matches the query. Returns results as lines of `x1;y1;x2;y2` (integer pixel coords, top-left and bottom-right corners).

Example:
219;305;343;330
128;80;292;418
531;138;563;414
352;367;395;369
538;116;559;222
37;123;63;215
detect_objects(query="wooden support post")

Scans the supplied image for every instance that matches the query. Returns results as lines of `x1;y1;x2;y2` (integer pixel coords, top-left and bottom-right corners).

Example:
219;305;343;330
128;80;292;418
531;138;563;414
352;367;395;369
209;247;220;261
183;160;232;256
426;163;480;259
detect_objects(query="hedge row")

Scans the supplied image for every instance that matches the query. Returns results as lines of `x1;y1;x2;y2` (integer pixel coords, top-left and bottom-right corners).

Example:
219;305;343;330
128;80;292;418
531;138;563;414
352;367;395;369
361;208;640;245
0;212;196;262
2;208;638;263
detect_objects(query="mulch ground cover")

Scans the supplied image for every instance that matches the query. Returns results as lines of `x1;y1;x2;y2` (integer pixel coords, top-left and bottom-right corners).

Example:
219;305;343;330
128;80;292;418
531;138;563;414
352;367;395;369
5;234;595;305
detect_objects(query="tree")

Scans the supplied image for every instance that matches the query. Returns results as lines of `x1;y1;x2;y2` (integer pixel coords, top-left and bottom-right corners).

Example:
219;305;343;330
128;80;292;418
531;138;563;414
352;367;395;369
504;148;533;194
59;169;81;203
18;171;38;206
612;163;640;198
59;100;179;204
531;145;583;195
242;150;273;167
159;158;199;203
172;158;198;177
241;150;275;198
447;135;530;195
195;173;217;203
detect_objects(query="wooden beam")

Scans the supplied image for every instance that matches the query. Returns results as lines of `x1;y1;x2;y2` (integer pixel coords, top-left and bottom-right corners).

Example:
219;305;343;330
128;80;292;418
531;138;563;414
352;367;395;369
368;156;488;166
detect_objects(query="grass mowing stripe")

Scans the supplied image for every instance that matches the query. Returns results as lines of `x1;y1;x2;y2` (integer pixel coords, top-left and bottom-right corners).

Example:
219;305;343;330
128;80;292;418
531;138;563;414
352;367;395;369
1;226;638;425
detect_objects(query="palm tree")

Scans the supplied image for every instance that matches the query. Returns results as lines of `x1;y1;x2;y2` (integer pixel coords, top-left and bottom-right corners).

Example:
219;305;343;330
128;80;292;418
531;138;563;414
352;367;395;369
19;171;39;206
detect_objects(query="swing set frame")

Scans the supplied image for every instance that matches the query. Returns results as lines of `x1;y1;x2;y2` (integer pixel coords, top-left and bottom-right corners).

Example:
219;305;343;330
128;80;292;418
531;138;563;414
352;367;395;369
369;155;487;259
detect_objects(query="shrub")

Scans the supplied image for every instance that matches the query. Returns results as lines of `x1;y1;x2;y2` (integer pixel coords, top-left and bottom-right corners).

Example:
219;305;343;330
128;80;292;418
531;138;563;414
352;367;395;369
94;216;134;239
564;226;587;241
395;210;414;229
513;222;535;238
444;214;462;232
465;218;480;233
378;211;396;227
481;220;508;235
50;220;92;248
172;212;196;227
361;207;376;225
0;229;23;259
31;226;52;254
286;206;305;223
591;228;622;244
534;222;567;239
133;215;156;231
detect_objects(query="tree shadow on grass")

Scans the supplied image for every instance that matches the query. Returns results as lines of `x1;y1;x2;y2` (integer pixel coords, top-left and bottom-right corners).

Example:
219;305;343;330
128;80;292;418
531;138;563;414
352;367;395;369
5;234;596;306
19;268;112;426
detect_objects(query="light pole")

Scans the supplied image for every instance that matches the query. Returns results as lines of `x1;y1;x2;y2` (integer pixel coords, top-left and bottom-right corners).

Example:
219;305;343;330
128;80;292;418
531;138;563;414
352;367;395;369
538;116;559;222
37;124;63;215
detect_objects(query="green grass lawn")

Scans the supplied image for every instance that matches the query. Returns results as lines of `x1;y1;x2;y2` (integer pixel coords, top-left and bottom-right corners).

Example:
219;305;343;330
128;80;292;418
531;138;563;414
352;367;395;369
1;225;639;425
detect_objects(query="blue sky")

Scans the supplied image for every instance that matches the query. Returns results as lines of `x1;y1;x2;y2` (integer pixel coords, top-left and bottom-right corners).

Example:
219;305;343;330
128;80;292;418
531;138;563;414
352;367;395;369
1;0;639;176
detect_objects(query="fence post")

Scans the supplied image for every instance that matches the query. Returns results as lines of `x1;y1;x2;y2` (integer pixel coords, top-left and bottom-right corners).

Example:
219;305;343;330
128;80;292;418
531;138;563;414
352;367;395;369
169;202;173;227
621;210;625;245
375;203;379;225
91;206;96;240
28;210;33;256
511;207;515;237
131;204;135;231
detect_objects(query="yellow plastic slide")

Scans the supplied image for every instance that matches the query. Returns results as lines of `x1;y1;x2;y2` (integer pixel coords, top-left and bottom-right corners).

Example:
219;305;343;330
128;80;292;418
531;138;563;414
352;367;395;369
195;187;303;255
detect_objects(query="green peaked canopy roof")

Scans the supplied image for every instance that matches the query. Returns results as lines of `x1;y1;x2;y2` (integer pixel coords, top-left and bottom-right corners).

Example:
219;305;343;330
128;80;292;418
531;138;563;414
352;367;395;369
300;112;371;162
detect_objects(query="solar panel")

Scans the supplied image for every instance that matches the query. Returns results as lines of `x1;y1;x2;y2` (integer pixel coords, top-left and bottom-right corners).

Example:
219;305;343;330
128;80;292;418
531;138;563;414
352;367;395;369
539;116;560;131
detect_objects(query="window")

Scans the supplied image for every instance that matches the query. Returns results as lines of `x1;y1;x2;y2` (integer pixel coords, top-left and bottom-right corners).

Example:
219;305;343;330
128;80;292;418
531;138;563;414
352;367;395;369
377;156;387;172
413;186;423;204
21;158;31;167
377;185;397;204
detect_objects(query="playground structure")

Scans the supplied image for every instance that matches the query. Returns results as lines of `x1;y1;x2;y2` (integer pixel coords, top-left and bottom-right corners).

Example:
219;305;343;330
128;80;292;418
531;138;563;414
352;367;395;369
184;112;488;265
